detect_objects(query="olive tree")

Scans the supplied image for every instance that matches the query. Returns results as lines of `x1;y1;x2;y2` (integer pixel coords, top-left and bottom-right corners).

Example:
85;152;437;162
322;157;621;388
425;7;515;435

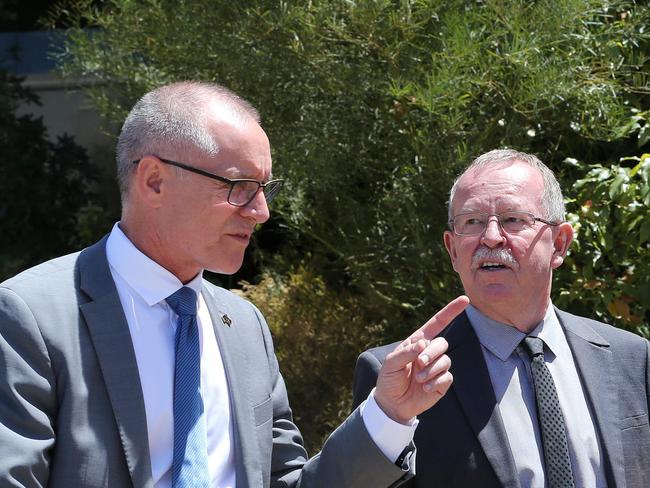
55;0;649;450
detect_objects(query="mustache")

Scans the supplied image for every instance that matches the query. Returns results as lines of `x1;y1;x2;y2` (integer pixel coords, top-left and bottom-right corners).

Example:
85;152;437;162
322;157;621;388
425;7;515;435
471;246;519;270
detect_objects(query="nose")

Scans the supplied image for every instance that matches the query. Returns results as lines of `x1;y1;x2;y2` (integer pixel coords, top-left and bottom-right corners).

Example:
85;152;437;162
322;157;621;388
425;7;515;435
241;188;270;223
481;216;506;248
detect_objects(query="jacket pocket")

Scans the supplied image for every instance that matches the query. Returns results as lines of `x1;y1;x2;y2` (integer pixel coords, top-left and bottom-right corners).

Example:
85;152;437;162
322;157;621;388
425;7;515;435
620;412;648;430
253;395;273;427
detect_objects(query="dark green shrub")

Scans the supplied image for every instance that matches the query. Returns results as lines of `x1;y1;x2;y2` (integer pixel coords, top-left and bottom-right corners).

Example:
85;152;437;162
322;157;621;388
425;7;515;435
0;68;110;280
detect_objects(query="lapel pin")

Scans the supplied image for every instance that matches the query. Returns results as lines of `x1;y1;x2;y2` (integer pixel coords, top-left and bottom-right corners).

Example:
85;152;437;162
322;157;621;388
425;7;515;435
221;314;232;326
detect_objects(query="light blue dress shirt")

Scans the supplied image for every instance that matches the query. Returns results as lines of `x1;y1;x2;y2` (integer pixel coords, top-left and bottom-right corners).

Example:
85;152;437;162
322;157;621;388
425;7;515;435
466;304;607;488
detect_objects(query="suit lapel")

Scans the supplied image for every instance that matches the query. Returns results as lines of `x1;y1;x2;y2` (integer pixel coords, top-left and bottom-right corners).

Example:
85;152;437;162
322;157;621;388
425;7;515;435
556;309;624;487
446;313;521;488
78;237;153;488
202;285;260;488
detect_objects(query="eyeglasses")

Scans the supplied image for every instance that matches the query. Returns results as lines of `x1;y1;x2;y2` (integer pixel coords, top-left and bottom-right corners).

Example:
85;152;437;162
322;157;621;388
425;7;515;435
448;211;560;236
133;158;284;207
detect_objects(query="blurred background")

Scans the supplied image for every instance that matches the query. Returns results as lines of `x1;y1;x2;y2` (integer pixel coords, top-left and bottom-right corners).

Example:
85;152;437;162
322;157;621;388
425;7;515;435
1;0;648;452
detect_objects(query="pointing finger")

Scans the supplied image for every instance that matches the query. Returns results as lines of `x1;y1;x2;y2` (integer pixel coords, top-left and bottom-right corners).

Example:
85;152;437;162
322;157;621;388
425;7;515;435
416;295;469;341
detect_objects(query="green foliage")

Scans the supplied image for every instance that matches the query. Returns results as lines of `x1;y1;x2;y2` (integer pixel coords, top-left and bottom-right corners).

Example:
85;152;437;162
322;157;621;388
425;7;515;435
55;0;650;445
555;113;650;337
56;0;650;336
238;267;387;453
0;68;111;280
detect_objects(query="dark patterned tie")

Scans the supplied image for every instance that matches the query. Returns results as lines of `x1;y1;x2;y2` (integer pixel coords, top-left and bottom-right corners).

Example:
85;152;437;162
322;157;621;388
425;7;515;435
166;287;210;488
522;336;575;488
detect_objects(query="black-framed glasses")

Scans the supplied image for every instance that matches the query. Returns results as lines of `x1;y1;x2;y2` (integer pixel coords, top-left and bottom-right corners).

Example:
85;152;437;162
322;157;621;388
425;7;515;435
133;158;284;207
448;211;560;236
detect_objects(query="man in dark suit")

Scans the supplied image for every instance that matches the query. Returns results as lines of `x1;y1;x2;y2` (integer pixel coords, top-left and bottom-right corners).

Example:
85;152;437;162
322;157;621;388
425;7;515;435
0;81;469;487
353;149;650;487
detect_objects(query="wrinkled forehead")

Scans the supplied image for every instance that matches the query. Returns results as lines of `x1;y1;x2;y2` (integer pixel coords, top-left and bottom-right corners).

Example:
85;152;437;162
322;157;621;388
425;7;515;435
452;160;545;212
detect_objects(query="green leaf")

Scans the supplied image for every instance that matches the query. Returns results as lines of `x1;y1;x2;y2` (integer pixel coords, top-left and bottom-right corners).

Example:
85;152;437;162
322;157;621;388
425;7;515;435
629;159;643;177
640;220;650;244
613;116;641;139
639;124;650;148
641;184;650;207
609;173;627;199
603;232;614;251
563;157;579;167
627;214;644;233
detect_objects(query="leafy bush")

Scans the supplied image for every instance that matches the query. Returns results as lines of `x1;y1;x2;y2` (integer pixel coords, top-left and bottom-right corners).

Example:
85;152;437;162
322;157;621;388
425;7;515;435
56;0;649;337
238;267;388;453
53;0;649;444
555;113;650;337
0;68;111;280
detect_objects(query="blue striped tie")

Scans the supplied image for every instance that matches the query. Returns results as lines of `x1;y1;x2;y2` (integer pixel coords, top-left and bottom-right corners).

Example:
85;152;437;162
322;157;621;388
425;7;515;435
166;287;210;487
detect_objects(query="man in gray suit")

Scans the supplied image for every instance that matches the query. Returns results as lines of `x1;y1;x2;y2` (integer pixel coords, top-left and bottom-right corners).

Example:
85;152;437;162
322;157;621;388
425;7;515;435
0;81;469;488
353;149;650;487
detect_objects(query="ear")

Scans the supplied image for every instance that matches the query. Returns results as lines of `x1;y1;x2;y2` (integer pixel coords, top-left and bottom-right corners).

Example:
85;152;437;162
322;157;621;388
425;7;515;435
132;156;167;208
443;230;459;271
550;222;574;269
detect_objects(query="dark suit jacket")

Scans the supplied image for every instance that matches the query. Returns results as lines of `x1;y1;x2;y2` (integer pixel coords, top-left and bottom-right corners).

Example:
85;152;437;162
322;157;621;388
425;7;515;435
353;310;650;488
0;236;410;487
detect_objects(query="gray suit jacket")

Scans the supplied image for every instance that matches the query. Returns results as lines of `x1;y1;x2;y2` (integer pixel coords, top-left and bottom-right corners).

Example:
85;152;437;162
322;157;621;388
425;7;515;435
0;236;410;487
353;310;650;487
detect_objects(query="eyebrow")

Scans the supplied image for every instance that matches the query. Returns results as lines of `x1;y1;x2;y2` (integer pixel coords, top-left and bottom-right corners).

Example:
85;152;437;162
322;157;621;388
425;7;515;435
220;167;273;182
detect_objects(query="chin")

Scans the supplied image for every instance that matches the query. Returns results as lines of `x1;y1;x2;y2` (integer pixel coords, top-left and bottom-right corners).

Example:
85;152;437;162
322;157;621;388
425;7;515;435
206;258;245;275
469;284;515;305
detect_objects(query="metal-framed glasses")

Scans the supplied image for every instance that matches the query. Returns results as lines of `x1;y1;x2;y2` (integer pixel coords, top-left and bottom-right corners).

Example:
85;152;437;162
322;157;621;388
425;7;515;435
133;158;284;207
448;211;560;236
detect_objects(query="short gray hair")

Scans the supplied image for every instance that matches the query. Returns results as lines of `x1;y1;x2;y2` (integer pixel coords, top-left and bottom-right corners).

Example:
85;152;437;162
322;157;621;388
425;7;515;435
116;81;260;200
447;149;565;222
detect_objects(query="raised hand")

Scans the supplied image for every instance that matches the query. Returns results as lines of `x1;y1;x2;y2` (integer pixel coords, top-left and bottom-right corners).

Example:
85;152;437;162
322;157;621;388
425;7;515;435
374;296;470;424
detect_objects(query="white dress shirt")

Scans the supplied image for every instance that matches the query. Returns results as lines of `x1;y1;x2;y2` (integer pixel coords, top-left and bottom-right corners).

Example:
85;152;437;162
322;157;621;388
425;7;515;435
106;224;235;488
466;304;607;488
105;223;414;487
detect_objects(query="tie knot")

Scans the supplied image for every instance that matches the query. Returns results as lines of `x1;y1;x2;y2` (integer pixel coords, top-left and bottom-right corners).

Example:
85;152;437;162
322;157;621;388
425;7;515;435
166;287;197;317
522;336;545;358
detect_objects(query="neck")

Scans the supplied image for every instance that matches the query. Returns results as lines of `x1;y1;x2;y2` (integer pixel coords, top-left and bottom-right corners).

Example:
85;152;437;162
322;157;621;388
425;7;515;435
118;217;200;284
473;298;551;333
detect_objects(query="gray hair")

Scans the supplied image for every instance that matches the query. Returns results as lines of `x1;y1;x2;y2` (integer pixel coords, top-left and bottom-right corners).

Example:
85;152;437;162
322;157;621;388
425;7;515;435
116;81;260;200
447;149;566;222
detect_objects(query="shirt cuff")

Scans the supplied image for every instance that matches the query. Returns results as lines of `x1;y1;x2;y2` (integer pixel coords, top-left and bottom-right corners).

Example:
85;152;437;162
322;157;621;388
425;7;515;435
360;387;419;463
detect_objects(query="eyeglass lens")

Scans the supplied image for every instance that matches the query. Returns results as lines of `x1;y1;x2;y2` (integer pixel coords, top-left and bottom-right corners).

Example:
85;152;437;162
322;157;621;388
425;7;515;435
453;212;535;235
229;180;283;206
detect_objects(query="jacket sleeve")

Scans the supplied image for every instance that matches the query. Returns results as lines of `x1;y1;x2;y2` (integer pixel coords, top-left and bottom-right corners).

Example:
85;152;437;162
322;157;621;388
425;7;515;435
251;308;412;488
0;287;56;487
352;350;384;410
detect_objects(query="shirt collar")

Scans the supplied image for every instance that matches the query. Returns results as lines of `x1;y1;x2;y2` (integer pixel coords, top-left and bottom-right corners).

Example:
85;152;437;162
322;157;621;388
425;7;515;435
466;303;561;361
105;222;203;306
529;305;563;360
